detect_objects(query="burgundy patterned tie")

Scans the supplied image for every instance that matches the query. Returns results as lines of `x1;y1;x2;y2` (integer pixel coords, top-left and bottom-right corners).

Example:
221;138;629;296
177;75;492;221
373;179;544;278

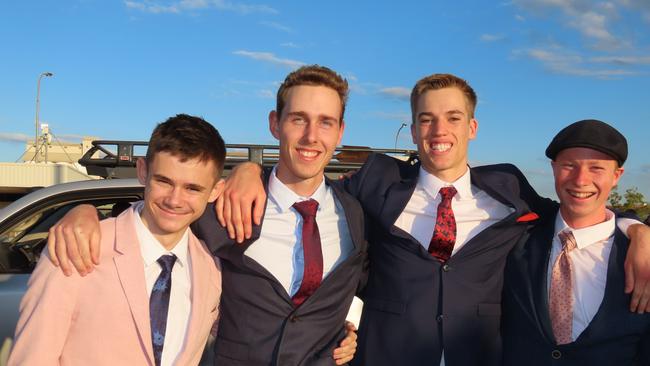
550;230;577;345
291;199;323;307
428;186;457;262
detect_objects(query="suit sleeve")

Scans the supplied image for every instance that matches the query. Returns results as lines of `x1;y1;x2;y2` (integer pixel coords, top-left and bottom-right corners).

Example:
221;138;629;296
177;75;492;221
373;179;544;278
506;164;557;218
640;328;650;365
8;251;81;366
339;153;378;199
191;203;229;255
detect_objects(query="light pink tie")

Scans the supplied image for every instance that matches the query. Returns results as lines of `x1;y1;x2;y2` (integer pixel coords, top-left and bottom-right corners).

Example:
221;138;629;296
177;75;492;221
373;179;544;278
549;230;577;345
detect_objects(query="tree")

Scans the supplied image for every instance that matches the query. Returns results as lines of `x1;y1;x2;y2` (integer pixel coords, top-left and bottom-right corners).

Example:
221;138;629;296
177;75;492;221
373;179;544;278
609;186;649;221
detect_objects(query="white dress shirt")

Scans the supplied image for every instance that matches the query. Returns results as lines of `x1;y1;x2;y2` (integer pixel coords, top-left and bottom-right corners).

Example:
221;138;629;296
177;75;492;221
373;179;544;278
546;210;616;342
395;166;514;254
395;166;513;366
133;201;192;366
245;167;354;297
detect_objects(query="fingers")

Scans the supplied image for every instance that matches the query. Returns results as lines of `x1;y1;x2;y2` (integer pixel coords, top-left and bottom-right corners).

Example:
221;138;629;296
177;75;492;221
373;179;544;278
333;322;357;364
66;226;88;276
223;194;235;240
230;197;244;244
47;226;60;267
215;195;226;227
89;229;101;265
632;280;650;314
252;192;265;227
53;225;73;276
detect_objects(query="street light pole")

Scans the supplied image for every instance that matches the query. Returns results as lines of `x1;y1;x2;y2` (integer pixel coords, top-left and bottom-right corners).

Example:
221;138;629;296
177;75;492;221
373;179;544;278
34;72;54;162
394;122;407;150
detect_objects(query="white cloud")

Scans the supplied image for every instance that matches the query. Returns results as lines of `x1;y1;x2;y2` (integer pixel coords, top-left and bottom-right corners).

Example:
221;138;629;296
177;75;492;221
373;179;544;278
125;0;278;15
232;50;305;69
378;87;411;100
0;132;30;143
512;0;627;50
371;111;411;122
257;89;274;98
590;55;650;65
280;42;299;48
517;47;640;78
260;21;292;33
480;33;506;42
515;14;526;21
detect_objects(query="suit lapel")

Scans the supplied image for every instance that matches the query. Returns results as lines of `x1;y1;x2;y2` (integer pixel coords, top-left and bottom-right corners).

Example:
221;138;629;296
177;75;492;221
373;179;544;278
527;216;557;343
573;229;628;343
112;208;156;365
176;234;219;365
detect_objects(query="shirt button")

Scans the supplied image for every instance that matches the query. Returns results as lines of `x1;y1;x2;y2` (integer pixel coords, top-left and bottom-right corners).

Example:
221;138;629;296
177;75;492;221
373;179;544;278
442;264;451;272
551;350;561;359
436;315;444;323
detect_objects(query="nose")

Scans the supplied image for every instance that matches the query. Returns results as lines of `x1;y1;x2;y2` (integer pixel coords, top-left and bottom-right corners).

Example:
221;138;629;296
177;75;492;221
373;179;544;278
428;120;447;137
572;166;590;186
164;186;183;207
301;121;318;144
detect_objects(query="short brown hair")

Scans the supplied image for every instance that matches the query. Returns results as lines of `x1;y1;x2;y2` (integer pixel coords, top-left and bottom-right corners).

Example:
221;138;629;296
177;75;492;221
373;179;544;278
410;73;477;122
276;65;349;121
146;114;226;177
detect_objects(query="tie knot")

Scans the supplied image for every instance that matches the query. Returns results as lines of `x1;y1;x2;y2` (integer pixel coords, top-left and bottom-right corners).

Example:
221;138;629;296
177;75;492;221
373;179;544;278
157;254;177;273
558;230;577;252
293;199;319;218
438;186;457;201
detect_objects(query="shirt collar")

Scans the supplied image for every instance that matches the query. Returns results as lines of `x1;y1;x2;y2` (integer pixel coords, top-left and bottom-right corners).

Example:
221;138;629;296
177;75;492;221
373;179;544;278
132;201;190;268
418;165;472;200
554;209;616;250
268;165;328;213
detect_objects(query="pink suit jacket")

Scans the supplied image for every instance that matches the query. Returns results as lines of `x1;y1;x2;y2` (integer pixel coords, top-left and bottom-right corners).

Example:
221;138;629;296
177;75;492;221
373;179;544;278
9;207;222;366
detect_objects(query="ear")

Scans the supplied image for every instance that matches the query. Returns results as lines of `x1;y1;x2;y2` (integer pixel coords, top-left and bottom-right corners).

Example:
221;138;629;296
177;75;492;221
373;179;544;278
468;118;478;140
269;110;280;140
136;157;148;185
208;179;225;203
337;119;346;145
612;166;624;186
410;122;417;144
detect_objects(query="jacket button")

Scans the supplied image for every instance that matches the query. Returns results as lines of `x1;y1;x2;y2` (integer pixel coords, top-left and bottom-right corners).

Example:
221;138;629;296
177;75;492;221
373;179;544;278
551;350;561;359
436;315;443;323
442;264;451;272
290;315;299;323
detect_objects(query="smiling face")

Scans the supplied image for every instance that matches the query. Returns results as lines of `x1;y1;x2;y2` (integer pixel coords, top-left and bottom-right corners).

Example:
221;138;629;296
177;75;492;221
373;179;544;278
270;85;344;196
411;87;478;182
137;151;223;249
552;147;624;229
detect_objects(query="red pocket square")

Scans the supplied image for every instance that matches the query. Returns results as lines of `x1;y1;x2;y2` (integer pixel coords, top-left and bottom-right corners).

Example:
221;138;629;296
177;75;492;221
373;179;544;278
516;212;539;223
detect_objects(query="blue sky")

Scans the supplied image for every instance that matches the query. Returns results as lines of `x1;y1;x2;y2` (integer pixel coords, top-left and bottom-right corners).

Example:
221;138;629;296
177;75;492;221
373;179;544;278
1;0;649;200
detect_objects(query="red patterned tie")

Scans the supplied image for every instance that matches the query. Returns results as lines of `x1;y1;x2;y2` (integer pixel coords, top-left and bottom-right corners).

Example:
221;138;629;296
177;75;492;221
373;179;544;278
428;186;457;262
550;230;577;345
291;199;323;307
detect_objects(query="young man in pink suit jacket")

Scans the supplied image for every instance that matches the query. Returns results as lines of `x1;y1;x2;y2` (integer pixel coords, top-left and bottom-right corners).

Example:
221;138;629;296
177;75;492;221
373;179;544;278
9;114;225;366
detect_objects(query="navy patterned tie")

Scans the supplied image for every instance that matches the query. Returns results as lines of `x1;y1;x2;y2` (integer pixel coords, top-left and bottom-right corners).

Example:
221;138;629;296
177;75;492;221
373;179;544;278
150;254;176;366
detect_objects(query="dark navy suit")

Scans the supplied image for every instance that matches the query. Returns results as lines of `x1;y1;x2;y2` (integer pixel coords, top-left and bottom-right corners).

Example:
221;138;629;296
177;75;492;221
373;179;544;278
343;153;551;366
502;209;650;366
192;175;368;366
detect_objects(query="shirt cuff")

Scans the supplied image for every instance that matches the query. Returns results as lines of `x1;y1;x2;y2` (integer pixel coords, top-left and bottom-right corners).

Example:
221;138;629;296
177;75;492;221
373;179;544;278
617;217;643;239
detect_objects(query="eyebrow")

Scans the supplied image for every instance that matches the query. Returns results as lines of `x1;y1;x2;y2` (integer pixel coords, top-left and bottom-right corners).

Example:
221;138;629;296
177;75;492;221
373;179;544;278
286;111;340;123
417;109;466;119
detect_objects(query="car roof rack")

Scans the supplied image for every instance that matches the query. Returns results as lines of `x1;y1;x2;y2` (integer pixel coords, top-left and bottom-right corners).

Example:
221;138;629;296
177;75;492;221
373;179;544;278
78;140;418;179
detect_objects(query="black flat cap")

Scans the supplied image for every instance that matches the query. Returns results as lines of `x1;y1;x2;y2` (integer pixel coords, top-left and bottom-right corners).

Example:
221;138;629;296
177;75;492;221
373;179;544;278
545;119;628;166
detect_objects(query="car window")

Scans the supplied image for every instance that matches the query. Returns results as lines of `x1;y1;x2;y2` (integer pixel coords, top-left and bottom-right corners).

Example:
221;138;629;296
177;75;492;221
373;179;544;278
0;199;139;274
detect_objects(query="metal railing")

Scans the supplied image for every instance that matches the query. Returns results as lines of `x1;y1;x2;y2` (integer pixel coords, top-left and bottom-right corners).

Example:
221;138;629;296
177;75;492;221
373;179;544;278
78;140;418;179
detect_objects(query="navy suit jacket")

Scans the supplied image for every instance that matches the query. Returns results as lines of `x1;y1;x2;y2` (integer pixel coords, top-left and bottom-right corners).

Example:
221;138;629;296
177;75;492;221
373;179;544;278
192;174;368;366
343;153;551;366
502;209;650;366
